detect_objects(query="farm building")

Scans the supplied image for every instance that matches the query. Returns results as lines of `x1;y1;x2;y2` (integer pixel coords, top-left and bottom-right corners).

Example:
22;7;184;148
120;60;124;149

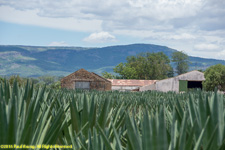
140;70;205;92
61;69;111;91
108;79;157;91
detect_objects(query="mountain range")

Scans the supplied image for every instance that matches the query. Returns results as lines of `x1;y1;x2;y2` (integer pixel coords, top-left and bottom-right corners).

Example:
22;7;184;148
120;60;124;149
0;44;225;77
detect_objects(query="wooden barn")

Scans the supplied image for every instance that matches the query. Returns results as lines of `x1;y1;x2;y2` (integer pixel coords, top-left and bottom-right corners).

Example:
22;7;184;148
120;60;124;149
61;69;111;91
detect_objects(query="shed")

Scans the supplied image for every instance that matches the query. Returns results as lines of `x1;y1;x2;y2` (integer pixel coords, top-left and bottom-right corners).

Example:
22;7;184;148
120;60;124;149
61;69;111;91
140;70;205;92
108;79;157;91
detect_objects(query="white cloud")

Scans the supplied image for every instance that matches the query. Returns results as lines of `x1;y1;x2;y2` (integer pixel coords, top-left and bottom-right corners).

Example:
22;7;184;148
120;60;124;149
0;0;224;33
0;0;225;59
48;41;69;46
0;6;102;32
0;0;211;31
83;32;116;43
216;50;225;60
169;33;196;40
194;43;220;51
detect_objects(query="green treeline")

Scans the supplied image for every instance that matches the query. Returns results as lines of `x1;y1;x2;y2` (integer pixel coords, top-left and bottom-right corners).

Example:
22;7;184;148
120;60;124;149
103;51;189;80
0;75;62;89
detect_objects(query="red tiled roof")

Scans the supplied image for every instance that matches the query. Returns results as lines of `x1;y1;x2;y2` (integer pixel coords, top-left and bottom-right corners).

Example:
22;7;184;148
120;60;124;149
107;79;157;86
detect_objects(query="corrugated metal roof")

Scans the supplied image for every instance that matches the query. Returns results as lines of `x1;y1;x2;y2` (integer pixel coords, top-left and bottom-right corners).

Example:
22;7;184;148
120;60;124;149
108;79;157;86
155;70;205;83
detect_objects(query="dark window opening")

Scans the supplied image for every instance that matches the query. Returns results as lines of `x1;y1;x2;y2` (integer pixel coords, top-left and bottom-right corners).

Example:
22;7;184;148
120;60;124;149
188;81;202;89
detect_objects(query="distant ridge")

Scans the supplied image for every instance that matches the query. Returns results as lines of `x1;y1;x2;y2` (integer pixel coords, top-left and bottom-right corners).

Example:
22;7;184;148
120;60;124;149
0;44;224;77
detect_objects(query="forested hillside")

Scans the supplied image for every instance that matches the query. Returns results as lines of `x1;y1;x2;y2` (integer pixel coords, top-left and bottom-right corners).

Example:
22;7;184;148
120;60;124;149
0;44;225;76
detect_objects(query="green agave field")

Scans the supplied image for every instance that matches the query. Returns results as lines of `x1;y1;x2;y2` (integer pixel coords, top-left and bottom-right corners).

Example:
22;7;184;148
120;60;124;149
0;80;225;150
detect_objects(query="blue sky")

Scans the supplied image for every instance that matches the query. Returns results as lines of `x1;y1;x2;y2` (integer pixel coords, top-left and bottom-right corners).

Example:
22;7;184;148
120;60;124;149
0;0;225;60
0;21;87;46
0;21;141;47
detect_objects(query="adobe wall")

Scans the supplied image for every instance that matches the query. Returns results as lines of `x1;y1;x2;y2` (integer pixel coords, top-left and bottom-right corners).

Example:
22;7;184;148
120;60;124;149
90;81;111;91
139;84;156;91
112;86;140;91
140;71;205;92
156;71;205;92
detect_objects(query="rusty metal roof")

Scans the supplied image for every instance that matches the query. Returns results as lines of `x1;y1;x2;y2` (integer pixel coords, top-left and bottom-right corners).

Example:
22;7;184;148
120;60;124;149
108;79;157;86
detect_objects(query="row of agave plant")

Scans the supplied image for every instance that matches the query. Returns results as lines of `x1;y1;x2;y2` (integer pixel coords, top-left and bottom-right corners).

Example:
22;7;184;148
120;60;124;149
0;80;224;150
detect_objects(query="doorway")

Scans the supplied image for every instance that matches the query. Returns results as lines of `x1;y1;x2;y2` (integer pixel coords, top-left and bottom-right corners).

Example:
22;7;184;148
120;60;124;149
179;80;203;92
188;81;202;89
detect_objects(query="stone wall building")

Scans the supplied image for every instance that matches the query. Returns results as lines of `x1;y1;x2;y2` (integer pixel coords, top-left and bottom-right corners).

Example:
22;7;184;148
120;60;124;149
61;69;111;91
140;70;205;92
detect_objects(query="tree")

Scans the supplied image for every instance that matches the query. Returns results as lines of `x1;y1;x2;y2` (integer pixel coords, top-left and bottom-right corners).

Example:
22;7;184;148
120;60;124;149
38;76;55;85
0;76;4;83
203;64;225;91
8;75;26;86
102;71;115;79
113;63;138;79
172;51;189;75
49;81;61;89
113;52;173;80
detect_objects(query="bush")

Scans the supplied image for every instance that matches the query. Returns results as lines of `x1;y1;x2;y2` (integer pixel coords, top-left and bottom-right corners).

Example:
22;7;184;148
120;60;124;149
203;64;225;91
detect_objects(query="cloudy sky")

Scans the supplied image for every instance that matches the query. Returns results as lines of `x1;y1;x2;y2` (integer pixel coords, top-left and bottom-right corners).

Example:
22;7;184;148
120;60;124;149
0;0;225;60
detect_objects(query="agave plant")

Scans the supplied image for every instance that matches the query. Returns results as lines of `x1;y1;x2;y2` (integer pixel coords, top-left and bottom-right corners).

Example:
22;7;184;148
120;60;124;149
0;80;67;148
0;80;224;150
